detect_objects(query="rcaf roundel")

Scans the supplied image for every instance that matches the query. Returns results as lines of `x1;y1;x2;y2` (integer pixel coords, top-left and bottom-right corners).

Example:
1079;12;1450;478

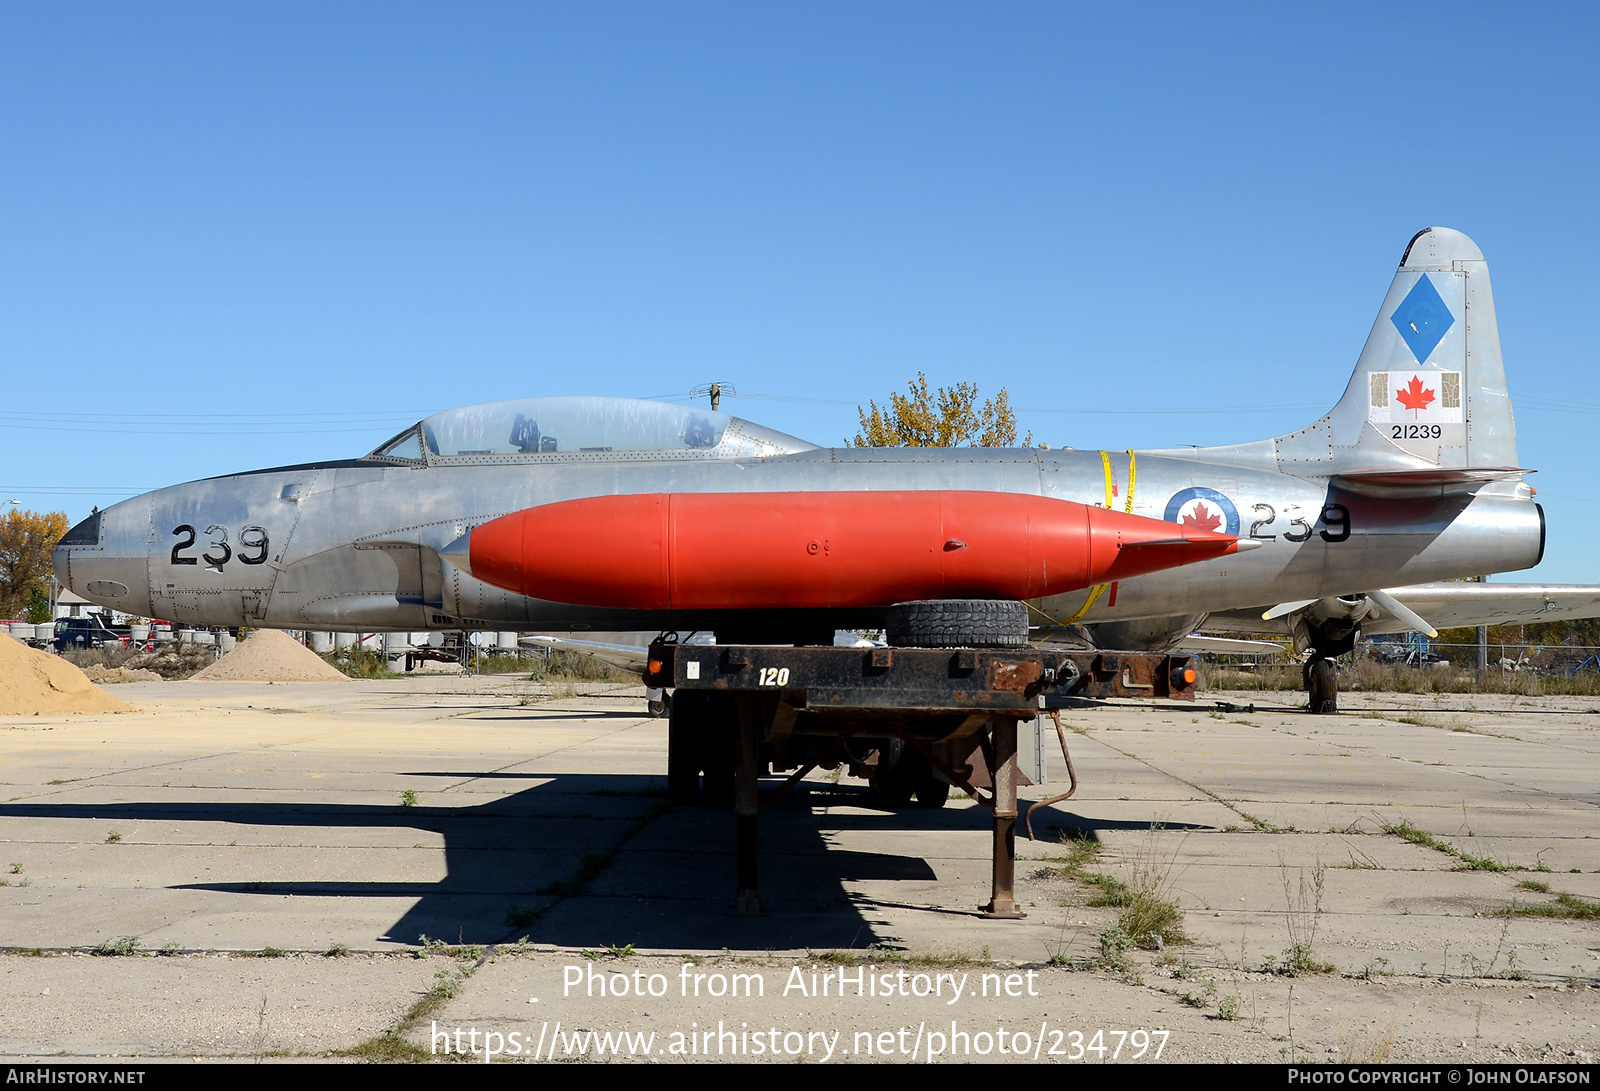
1163;487;1240;536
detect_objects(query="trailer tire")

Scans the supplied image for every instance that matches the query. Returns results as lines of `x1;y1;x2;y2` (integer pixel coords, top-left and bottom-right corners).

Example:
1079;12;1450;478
886;599;1029;648
869;738;916;806
913;768;951;808
700;694;737;807
868;739;950;808
667;692;707;804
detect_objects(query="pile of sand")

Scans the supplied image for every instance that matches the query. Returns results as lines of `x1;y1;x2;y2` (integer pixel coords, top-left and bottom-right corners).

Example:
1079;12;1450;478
82;664;164;684
0;635;133;716
190;628;350;683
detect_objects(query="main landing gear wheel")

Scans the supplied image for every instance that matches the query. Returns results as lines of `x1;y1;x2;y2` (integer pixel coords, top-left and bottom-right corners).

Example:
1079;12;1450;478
1306;657;1338;715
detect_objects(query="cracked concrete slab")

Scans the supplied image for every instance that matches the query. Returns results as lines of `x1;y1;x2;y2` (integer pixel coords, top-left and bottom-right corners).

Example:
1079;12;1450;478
1;678;1597;1062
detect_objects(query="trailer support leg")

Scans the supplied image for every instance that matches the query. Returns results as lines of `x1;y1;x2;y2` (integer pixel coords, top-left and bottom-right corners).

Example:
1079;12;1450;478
733;701;763;915
982;717;1025;920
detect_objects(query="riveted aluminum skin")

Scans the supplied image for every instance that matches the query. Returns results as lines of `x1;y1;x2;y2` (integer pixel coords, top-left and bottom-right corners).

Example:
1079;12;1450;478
56;229;1567;648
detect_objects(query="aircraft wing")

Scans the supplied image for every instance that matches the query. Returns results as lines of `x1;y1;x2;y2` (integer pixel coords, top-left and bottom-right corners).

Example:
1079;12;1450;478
1362;584;1600;633
1171;635;1289;655
1205;584;1600;638
522;634;651;675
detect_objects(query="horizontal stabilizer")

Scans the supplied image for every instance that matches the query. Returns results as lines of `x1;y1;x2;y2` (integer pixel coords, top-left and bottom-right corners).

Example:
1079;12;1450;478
1333;466;1530;498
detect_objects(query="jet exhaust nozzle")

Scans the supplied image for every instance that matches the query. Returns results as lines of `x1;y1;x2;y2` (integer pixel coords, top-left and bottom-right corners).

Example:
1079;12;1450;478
460;490;1239;610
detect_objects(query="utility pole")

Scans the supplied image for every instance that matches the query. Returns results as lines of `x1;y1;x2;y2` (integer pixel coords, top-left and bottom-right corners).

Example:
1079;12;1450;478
1474;576;1489;671
690;382;733;412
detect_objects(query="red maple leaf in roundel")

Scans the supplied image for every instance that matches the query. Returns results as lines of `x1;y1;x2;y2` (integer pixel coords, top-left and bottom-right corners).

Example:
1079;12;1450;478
1395;375;1436;414
1180;501;1223;533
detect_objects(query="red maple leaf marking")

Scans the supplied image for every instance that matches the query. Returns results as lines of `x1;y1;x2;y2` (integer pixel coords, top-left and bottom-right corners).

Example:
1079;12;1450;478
1180;501;1223;533
1395;374;1436;414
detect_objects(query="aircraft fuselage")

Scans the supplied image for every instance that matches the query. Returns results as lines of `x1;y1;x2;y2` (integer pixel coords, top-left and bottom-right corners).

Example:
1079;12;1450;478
56;445;1543;640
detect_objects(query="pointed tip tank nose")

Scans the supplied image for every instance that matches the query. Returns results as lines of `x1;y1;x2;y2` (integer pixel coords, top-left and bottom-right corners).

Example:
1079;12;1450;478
462;490;1240;610
1083;504;1254;584
439;529;474;579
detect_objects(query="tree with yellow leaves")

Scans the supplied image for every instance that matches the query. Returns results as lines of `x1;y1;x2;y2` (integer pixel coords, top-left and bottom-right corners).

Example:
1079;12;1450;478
852;373;1031;448
0;509;69;621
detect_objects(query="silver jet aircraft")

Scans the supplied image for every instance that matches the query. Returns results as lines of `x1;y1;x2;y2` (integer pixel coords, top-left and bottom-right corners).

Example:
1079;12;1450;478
56;227;1597;711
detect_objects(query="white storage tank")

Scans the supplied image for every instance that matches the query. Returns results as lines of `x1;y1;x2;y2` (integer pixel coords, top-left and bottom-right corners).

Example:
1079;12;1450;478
496;631;519;653
334;632;357;650
218;632;237;654
309;631;334;653
383;631;410;673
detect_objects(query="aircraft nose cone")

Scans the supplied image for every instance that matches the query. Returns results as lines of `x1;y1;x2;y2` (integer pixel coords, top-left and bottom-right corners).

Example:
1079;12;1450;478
54;503;152;614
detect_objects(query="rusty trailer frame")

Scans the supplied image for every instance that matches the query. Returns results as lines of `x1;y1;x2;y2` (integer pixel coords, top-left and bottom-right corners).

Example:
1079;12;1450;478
643;643;1197;919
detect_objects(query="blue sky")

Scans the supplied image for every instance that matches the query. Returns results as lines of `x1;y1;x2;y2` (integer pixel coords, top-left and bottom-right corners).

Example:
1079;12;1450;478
3;4;1597;581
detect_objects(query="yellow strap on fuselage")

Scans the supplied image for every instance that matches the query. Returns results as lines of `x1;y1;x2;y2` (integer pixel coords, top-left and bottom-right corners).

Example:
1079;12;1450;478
1065;452;1116;624
1062;450;1137;624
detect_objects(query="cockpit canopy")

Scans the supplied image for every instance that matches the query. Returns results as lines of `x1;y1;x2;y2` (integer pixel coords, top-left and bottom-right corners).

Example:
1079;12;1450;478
370;396;815;464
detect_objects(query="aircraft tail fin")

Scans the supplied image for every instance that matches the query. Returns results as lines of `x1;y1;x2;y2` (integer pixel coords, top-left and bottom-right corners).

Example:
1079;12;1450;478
1271;226;1519;475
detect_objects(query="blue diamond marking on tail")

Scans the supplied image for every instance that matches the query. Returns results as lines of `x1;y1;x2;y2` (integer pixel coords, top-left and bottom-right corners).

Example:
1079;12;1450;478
1389;274;1454;363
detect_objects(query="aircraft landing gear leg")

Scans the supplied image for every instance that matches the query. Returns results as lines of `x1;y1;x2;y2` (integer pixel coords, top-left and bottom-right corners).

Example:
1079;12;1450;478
733;698;763;915
1306;656;1339;715
982;717;1025;920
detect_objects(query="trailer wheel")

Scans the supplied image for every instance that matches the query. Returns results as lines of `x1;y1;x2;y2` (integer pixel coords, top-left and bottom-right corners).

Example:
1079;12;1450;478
667;692;707;803
913;768;950;809
885;599;1029;648
869;739;950;808
869;739;916;806
1307;657;1338;714
700;694;737;807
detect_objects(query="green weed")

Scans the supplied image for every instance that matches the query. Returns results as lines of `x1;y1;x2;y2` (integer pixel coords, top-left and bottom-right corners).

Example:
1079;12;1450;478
1383;820;1516;871
94;936;140;956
